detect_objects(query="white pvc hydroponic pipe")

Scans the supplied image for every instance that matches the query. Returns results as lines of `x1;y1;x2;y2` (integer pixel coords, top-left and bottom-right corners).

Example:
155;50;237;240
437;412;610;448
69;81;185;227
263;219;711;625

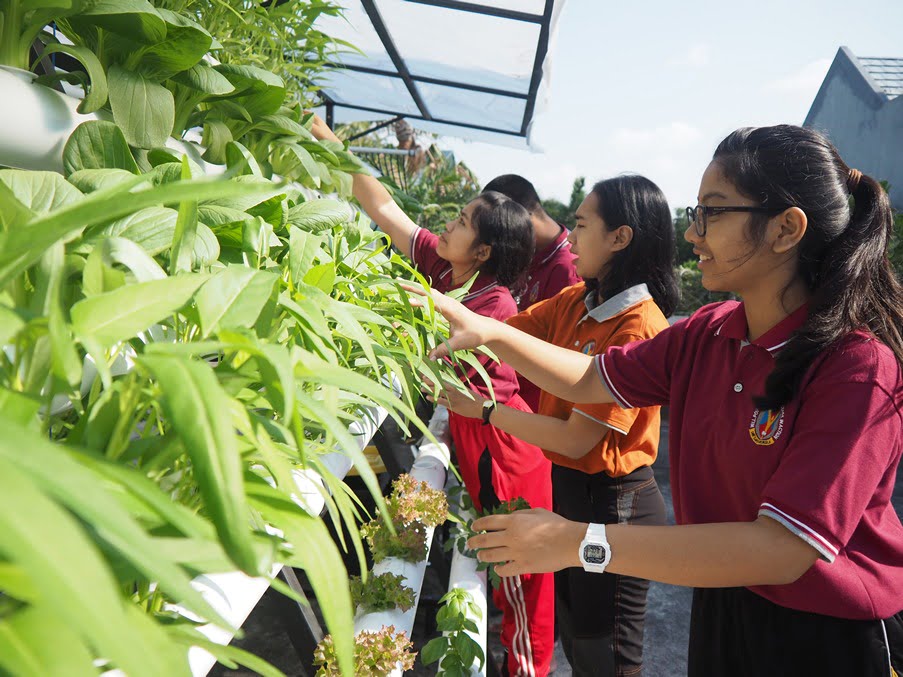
0;67;99;172
353;405;451;676
440;500;488;677
0;67;219;175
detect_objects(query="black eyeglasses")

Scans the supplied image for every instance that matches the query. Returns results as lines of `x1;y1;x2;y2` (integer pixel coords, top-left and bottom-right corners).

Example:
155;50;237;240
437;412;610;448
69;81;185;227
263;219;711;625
685;205;787;237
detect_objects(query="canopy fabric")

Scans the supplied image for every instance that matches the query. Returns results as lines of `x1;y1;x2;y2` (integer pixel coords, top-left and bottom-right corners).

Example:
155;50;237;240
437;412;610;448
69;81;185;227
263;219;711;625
313;0;566;149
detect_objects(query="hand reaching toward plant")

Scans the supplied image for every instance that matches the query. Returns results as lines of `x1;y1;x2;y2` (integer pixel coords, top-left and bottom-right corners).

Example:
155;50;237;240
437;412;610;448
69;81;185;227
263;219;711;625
304;113;420;257
467;508;585;577
306;112;342;144
421;375;485;419
400;284;496;359
402;282;613;406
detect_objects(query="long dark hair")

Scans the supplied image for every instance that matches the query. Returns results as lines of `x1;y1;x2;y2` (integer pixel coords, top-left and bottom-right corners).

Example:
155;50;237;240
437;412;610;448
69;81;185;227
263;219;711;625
469;191;534;287
713;124;903;409
584;175;679;317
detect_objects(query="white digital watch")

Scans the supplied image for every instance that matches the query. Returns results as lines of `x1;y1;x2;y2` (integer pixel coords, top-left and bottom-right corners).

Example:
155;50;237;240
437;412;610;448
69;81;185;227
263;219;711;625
578;523;612;574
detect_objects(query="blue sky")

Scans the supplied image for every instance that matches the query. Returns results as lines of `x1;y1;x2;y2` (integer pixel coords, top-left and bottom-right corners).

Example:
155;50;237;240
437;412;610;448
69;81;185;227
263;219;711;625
438;0;903;211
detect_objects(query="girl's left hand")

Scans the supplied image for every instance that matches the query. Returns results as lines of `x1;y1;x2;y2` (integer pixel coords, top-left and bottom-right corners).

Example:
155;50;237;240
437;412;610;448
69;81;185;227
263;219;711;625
441;386;486;419
424;379;485;419
467;509;586;576
304;112;342;144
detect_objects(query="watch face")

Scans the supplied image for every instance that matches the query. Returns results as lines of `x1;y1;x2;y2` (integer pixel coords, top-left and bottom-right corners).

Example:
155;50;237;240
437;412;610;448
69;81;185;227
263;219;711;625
583;543;608;564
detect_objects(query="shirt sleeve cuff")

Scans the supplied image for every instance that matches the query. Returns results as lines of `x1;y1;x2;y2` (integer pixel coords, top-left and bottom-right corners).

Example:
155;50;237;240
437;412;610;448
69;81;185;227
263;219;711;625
409;227;423;266
758;502;839;563
571;408;629;435
595;354;633;409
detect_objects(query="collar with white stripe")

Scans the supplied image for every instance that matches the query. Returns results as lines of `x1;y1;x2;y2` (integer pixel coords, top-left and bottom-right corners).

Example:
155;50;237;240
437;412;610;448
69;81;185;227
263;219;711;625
537;227;570;266
461;281;500;303
714;301;808;353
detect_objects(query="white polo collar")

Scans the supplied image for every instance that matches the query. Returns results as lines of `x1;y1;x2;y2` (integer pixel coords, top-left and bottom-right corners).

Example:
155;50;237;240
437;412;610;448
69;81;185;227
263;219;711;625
581;283;651;324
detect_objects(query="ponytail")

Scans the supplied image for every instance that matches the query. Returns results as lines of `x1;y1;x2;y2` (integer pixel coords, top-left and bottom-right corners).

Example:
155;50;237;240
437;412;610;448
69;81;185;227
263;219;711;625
760;173;903;408
713;125;903;410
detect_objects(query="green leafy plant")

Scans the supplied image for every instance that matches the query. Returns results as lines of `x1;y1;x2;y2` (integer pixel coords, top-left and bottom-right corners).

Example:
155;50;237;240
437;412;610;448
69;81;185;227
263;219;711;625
386;472;449;528
0;0;84;71
421;588;485;676
160;0;349;108
358;472;450;563
313;625;417;677
0;0;133;114
50;2;215;147
0;115;474;674
0;1;499;669
360;515;428;564
350;572;415;614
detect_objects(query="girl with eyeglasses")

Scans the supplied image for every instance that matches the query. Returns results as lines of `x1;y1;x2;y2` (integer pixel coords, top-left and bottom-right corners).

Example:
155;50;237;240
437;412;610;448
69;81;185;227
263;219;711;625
415;125;903;675
433;175;678;676
308;115;555;677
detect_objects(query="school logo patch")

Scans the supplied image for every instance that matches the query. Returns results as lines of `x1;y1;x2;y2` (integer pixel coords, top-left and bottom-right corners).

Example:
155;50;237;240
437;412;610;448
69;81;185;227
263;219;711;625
748;407;785;446
580;340;596;355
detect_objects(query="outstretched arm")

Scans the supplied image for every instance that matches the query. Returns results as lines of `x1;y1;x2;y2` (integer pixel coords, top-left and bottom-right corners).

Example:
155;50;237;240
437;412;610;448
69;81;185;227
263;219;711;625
433;384;611;459
468;509;820;588
309;115;419;259
410;286;613;405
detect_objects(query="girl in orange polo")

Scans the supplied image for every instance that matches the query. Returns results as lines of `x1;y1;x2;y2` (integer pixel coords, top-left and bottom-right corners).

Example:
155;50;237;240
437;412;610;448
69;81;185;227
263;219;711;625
436;175;678;677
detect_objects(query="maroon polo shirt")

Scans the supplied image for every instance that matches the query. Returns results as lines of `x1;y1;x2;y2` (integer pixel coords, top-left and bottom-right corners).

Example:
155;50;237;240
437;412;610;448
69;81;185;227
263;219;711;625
596;301;903;620
410;227;519;403
510;225;579;312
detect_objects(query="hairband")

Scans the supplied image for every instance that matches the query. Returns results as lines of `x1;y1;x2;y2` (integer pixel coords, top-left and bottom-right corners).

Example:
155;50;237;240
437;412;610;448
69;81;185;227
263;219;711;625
847;168;862;192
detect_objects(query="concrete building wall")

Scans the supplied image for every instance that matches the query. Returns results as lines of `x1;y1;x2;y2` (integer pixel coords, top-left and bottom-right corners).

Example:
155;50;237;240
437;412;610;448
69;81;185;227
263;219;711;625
805;48;903;209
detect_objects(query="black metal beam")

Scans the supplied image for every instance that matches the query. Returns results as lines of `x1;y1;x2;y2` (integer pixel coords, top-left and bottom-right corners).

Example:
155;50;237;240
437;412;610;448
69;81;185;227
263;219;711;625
360;0;432;120
271;567;322;676
325;62;529;100
404;0;545;23
520;0;555;136
327;101;524;137
346;114;404;142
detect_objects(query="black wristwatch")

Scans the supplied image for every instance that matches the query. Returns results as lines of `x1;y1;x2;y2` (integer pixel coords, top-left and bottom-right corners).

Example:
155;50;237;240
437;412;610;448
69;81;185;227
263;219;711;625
481;400;496;425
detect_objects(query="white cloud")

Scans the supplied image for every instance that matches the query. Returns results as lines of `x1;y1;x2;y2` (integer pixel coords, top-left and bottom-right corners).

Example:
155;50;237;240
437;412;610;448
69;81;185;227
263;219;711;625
609;122;703;152
668;44;711;68
763;58;832;95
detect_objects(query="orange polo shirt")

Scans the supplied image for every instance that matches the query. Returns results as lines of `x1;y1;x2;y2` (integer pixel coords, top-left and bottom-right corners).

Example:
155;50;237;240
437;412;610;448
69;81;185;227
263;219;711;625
507;282;668;476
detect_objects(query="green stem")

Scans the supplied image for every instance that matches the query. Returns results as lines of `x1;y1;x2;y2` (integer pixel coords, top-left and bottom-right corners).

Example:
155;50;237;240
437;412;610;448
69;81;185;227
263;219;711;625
0;0;25;69
104;370;140;460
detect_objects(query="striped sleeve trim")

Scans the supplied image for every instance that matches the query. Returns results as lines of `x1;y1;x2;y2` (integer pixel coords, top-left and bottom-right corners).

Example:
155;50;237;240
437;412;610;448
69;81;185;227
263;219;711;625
596;354;633;409
409;227;423;265
759;503;838;563
571;408;629;435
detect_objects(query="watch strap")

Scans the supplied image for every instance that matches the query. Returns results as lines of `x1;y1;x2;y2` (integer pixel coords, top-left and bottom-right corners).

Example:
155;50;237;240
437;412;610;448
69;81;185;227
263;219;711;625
579;522;611;573
481;400;496;425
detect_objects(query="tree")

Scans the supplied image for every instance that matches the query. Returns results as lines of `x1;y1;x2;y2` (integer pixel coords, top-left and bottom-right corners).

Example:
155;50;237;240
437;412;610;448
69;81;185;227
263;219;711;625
890;212;903;281
673;208;695;265
541;176;585;229
334;120;481;234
